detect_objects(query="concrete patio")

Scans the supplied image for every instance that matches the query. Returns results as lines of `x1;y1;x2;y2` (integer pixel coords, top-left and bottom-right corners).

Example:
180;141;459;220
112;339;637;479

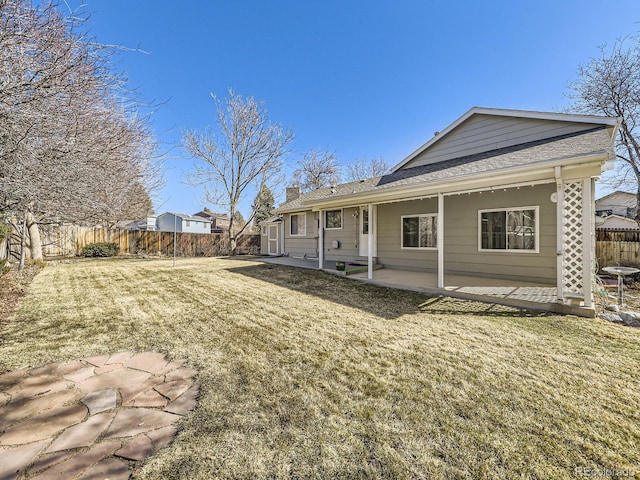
257;256;592;316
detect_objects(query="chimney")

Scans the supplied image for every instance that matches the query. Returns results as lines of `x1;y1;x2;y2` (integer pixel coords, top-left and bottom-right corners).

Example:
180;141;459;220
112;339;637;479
286;186;301;203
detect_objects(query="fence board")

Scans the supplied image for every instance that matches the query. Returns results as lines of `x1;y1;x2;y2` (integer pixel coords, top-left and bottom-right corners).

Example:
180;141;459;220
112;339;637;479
1;225;259;260
596;228;640;269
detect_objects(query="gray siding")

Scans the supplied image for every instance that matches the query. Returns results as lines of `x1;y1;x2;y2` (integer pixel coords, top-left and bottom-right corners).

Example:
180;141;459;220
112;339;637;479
284;211;318;257
376;199;438;270
324;207;360;261
442;184;556;283
404;115;604;169
373;185;556;283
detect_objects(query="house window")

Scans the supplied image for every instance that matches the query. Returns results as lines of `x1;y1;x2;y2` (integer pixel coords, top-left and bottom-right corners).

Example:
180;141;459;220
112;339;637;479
401;214;437;249
261;226;267;235
479;206;538;252
325;209;343;229
186;220;191;227
290;213;306;236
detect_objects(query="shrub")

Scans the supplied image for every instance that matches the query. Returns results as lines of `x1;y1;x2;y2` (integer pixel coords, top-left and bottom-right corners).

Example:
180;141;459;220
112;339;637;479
81;242;119;257
0;259;9;275
0;222;10;241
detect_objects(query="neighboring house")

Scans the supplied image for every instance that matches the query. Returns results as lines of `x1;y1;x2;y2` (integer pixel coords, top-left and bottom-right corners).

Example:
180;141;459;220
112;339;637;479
193;211;230;233
596;214;639;230
156;212;211;233
262;107;619;309
128;216;157;231
595;191;638;229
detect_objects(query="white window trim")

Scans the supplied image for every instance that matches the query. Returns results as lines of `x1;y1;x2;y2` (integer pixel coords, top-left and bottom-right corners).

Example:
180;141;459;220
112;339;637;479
290;213;306;236
324;209;343;230
401;214;438;250
261;226;267;235
477;205;540;254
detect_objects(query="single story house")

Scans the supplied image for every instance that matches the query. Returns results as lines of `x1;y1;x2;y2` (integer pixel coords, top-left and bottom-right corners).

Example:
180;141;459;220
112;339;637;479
262;107;619;311
156;212;211;234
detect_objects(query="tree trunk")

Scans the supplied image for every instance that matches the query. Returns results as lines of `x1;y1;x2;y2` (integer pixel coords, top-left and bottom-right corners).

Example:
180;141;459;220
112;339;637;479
229;234;237;256
19;212;28;271
27;211;43;261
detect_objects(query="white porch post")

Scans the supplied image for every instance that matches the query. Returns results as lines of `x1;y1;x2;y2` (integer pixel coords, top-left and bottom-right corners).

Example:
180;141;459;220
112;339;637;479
280;218;285;255
555;166;564;302
437;193;444;289
367;203;373;280
582;178;593;308
318;209;324;269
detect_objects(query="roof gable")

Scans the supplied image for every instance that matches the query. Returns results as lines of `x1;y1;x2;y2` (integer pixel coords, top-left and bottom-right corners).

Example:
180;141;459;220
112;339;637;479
393;107;619;172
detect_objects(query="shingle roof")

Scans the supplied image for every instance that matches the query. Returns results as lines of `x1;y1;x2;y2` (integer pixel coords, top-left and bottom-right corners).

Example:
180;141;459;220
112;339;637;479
277;127;613;212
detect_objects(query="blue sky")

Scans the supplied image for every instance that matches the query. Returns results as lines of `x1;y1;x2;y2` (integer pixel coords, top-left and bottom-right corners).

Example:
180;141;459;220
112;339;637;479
70;0;639;217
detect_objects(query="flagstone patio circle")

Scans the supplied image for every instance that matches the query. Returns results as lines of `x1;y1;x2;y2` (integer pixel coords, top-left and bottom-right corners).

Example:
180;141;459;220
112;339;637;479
0;351;199;479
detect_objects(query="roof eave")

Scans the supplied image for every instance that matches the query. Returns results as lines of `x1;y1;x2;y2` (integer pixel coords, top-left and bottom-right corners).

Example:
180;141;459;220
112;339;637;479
304;152;610;210
390;107;621;173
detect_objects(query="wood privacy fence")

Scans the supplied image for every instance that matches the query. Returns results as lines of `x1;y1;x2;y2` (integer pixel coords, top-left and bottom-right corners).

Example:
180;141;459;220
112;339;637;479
596;229;640;269
1;225;260;261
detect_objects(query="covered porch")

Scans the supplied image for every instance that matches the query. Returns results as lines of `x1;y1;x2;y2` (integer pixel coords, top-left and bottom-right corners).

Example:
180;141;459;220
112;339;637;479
256;256;591;316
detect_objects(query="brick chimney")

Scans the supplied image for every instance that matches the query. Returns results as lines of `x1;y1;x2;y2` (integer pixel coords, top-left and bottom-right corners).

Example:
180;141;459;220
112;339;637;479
286;186;301;203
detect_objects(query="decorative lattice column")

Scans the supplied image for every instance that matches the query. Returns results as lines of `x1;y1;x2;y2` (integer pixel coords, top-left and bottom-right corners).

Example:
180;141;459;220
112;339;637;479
562;181;585;298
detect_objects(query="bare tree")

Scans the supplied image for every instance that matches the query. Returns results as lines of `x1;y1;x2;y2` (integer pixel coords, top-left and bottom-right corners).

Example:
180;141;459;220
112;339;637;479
568;37;640;223
345;157;389;181
0;0;161;267
291;148;341;192
183;90;293;255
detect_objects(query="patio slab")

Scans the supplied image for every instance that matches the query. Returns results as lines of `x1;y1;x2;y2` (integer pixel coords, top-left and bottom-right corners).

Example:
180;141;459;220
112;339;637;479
0;351;199;479
256;256;596;316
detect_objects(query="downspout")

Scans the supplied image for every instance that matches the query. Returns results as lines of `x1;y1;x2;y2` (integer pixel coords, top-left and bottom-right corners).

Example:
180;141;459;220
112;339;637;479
437;193;444;288
318;209;324;269
281;218;285;256
555;166;564;303
367;203;373;280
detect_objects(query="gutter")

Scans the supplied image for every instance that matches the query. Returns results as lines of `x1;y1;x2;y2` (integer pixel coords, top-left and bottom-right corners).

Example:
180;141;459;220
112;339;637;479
302;151;609;210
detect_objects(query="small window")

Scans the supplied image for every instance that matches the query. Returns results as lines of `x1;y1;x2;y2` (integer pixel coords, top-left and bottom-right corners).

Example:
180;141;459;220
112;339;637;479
186;220;191;227
401;214;437;249
290;213;306;236
362;209;369;235
261;226;267;235
325;209;343;229
479;206;538;252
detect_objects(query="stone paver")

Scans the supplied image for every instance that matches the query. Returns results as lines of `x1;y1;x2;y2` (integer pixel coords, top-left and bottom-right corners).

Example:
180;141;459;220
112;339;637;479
0;403;87;445
0;439;48;480
123;388;168;408
119;376;164;404
115;433;154;461
46;412;115;453
0;389;82;431
82;388;117;415
154;378;192;401
77;457;131;480
104;408;181;439
76;367;151;393
124;352;172;374
0;351;199;479
164;384;200;416
63;366;95;383
146;424;179;450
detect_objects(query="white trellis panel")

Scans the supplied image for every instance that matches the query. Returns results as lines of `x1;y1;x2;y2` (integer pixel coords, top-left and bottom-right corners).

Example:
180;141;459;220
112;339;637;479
562;181;584;295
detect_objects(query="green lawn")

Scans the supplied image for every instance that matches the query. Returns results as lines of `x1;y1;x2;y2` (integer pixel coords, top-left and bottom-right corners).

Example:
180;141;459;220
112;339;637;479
1;257;639;479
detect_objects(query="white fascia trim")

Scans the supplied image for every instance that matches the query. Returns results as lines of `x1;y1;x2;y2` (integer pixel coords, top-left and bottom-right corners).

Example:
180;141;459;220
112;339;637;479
390;107;620;173
309;152;609;210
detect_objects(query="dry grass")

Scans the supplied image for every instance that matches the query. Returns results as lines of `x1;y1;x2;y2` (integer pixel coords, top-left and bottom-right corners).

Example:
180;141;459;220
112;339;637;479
1;257;640;479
